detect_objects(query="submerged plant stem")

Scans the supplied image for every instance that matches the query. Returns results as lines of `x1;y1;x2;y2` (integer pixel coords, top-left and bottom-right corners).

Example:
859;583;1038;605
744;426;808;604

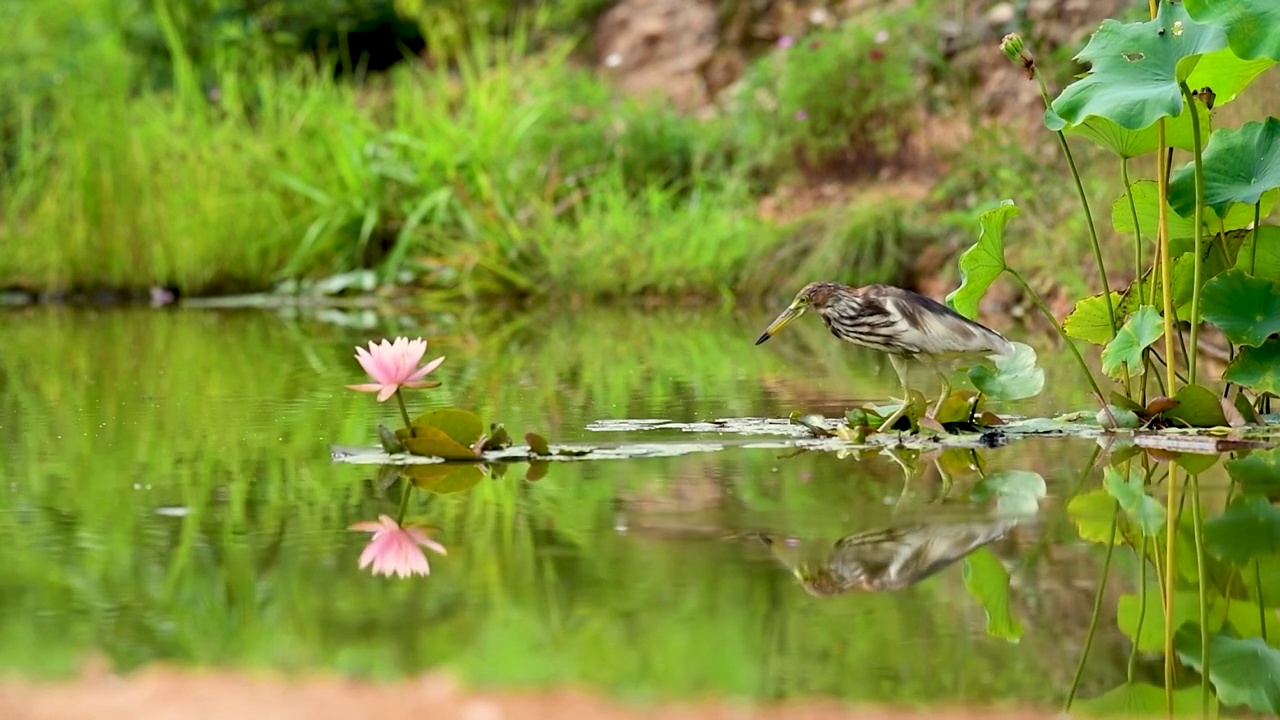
1129;536;1149;682
1065;504;1119;711
1008;269;1109;411
1180;83;1206;386
395;479;413;525
1164;463;1179;714
1190;473;1210;715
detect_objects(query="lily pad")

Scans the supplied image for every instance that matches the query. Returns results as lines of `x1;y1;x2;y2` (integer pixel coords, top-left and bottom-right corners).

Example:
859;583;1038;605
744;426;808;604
1225;447;1280;493
970;470;1047;517
946;201;1017;320
525;432;551;456
1204;495;1280;565
1101;306;1163;379
412;408;485;447
397;425;479;460
1184;0;1280;62
1067;490;1118;545
1223;339;1280;395
962;547;1023;642
1163;383;1231;427
1047;2;1226;132
1064;292;1123;346
403;463;485;495
1201;269;1280;347
1104;465;1166;536
1177;626;1280;714
967;342;1044;401
1170;118;1280;217
1075;682;1211;717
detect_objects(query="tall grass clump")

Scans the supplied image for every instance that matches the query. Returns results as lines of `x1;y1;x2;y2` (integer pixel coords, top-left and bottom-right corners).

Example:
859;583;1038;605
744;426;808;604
731;7;932;179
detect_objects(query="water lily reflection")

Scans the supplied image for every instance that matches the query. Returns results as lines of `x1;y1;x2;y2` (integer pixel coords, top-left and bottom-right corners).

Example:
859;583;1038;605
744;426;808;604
350;514;447;579
759;515;1019;596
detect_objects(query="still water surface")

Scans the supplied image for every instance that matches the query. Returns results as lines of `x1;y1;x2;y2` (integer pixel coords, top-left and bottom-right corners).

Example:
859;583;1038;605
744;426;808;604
0;304;1172;709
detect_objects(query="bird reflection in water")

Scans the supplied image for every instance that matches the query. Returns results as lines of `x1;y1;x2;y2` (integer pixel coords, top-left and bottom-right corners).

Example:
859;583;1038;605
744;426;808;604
757;515;1020;596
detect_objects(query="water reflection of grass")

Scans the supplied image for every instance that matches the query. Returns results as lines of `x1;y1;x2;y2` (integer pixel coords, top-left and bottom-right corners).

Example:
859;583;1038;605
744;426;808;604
0;308;1103;706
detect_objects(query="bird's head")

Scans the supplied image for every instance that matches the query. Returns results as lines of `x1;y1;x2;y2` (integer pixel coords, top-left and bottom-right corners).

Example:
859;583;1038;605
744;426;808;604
755;282;846;345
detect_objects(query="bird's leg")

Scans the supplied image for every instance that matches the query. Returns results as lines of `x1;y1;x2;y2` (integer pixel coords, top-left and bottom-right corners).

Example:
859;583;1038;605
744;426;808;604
877;355;913;432
929;369;951;420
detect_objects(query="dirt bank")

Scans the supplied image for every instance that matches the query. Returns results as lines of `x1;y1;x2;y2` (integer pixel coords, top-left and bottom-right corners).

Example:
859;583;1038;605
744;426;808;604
0;666;1065;720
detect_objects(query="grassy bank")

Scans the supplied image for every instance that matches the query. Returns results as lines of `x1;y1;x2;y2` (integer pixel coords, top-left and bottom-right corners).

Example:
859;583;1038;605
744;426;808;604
0;0;1153;302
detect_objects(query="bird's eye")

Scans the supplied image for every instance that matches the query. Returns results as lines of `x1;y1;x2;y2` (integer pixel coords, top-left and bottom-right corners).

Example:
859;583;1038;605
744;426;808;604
799;296;809;305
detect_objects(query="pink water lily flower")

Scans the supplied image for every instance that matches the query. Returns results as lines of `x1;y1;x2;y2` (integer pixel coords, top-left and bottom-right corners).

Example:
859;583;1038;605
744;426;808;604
350;515;447;578
346;337;445;401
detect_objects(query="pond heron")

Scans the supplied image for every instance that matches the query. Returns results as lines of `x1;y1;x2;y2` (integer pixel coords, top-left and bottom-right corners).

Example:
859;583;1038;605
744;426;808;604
755;282;1013;431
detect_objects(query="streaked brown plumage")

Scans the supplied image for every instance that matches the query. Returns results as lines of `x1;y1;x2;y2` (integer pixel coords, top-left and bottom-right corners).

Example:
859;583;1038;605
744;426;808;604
758;517;1019;596
755;281;1014;430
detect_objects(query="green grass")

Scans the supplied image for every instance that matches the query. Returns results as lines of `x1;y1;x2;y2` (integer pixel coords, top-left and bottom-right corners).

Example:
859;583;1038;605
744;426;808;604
0;1;945;300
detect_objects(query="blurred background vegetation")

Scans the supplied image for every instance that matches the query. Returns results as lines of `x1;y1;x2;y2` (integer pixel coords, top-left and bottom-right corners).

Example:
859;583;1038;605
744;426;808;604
3;0;1274;307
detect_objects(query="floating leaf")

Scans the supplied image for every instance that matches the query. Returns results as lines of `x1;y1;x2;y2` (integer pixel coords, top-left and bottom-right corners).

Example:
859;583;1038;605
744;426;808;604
404;463;484;494
1177;626;1280;714
398;425;479;460
482;423;513;451
1075;682;1212;717
1204;495;1280;565
1202;270;1280;347
1065;292;1123;346
1226;448;1280;494
1097;405;1142;429
1068;490;1118;544
525;461;550;482
1170;118;1280;217
1223;339;1280;395
1047;2;1226;131
1184;0;1280;62
1104;466;1166;536
1120;589;1225;653
970;470;1046;517
962;547;1023;642
1163;383;1231;427
525;432;551;456
934;390;981;425
412;408;486;448
376;424;404;454
967;342;1044;401
1101;306;1163;379
946;201;1017;320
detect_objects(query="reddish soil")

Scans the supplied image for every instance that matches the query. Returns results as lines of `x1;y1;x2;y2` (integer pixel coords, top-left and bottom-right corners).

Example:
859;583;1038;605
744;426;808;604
0;666;1065;720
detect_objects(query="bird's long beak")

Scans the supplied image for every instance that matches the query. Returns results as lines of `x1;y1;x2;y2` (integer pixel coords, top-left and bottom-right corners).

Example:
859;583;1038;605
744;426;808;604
755;303;804;345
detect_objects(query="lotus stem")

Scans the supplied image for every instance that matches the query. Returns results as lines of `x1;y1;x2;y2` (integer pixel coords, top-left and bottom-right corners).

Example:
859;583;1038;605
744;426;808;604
1064;503;1119;711
1030;67;1116;343
1180;82;1206;386
1258;561;1268;643
1252;201;1262;274
396;478;413;525
394;389;414;434
1122;159;1145;310
1156;122;1178;397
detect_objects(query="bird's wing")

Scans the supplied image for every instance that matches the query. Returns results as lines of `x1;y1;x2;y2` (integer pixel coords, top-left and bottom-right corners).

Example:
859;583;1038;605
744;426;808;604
875;289;1013;358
